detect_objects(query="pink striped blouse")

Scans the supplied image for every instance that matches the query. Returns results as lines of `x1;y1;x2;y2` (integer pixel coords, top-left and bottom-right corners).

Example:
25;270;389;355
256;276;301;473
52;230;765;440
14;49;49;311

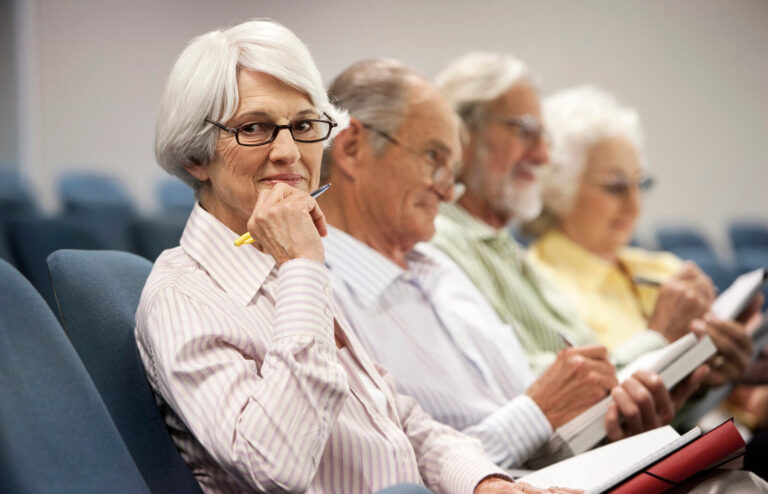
134;204;505;493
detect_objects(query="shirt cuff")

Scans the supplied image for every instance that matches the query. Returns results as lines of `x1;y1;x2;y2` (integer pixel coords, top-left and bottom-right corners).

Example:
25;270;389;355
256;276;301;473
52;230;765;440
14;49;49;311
273;259;335;346
612;329;669;369
439;450;512;494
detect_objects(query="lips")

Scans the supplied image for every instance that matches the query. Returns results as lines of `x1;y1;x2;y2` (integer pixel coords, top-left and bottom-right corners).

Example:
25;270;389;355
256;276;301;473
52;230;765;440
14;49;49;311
259;174;305;186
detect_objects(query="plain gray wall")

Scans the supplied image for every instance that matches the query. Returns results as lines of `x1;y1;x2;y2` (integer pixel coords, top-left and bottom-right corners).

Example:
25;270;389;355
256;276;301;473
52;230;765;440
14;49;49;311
12;0;768;253
0;0;17;168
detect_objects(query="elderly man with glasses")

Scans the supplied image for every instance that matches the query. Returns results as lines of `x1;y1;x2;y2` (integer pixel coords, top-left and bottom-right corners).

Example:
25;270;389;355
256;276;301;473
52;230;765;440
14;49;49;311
431;52;757;386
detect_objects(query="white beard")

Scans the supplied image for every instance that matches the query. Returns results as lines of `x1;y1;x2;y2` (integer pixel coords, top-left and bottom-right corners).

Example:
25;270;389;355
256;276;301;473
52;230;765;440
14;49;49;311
465;161;543;223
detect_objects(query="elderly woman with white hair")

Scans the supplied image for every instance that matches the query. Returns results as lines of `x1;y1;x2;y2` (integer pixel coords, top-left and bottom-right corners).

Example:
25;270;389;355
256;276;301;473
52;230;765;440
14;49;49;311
528;85;762;389
135;19;526;494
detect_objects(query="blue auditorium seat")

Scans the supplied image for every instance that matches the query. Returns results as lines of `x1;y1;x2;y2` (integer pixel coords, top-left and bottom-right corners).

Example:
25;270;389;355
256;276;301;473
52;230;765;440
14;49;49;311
157;178;195;215
47;249;202;493
0;258;149;493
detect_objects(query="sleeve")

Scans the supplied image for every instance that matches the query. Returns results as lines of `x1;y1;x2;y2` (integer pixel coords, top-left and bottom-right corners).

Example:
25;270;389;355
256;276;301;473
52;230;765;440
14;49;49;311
462;394;553;469
376;365;512;494
138;259;348;492
611;329;669;369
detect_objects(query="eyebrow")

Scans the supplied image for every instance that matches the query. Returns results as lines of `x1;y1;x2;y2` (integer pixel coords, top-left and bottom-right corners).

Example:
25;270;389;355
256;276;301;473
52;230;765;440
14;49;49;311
424;139;452;155
232;108;320;122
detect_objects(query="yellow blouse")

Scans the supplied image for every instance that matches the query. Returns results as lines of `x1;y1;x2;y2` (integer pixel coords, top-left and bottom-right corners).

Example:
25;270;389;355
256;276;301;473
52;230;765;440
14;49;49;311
528;230;682;350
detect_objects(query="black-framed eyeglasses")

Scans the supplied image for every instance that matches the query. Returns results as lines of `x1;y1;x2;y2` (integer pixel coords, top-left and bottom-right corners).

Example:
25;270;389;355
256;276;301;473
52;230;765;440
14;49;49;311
588;175;655;196
487;113;549;147
360;122;456;193
205;112;337;146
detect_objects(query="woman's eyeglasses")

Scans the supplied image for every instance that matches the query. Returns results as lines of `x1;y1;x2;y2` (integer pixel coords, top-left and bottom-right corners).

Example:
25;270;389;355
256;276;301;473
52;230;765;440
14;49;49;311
205;113;337;146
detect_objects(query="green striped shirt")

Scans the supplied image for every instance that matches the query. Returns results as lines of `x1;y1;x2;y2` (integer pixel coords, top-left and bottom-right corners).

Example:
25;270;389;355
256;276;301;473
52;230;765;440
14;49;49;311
433;203;666;375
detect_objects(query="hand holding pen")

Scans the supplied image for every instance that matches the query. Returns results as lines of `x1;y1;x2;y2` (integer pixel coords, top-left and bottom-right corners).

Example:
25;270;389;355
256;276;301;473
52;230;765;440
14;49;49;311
236;183;330;265
235;183;331;247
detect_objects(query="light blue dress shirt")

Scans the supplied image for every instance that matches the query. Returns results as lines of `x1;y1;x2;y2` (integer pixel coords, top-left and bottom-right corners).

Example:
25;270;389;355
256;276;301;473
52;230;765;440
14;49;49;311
323;227;553;468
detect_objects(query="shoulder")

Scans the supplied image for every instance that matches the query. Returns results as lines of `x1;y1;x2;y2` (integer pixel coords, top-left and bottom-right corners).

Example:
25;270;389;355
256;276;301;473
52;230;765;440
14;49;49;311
137;246;227;328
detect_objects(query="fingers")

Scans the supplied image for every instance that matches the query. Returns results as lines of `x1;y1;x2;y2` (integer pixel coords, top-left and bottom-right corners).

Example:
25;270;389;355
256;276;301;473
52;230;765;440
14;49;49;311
738;293;765;326
633;370;675;424
605;403;625;442
610;385;644;435
671;364;709;410
619;376;661;432
305;195;328;237
705;315;753;382
563;344;610;361
560;349;618;390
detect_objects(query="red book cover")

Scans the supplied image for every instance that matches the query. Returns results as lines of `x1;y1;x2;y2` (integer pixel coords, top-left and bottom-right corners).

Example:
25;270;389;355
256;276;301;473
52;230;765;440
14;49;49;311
608;420;745;494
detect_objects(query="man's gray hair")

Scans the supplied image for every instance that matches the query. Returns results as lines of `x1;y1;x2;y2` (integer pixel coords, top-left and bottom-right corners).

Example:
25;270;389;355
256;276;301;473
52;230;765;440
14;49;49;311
155;19;348;190
435;52;535;129
539;85;645;220
323;58;426;177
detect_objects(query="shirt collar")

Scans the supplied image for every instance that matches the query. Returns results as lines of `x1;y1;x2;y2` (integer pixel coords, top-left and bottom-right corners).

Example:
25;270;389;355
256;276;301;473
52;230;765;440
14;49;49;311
535;230;613;291
323;227;433;308
438;202;516;244
180;203;277;306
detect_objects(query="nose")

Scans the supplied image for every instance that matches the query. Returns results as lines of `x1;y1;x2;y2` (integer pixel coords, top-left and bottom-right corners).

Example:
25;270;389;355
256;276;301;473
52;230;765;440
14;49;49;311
624;183;642;216
526;135;549;166
268;127;301;165
432;165;457;201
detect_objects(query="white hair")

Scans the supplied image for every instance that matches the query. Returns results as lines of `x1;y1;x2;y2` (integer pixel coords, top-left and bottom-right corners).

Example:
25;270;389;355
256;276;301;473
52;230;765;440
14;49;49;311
540;85;645;218
155;19;349;189
434;52;536;127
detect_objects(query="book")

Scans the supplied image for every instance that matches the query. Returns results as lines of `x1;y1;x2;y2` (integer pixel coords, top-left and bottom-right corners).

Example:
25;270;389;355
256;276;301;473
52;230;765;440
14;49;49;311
520;419;745;494
527;334;716;467
710;267;766;320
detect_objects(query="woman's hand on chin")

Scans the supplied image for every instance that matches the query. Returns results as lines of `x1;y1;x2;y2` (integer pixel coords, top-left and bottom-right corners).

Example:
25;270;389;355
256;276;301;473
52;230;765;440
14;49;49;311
246;183;327;265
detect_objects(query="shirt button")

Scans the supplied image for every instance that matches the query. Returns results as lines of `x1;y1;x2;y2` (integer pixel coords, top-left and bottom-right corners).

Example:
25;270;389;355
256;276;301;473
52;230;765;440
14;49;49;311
324;308;333;318
322;285;331;296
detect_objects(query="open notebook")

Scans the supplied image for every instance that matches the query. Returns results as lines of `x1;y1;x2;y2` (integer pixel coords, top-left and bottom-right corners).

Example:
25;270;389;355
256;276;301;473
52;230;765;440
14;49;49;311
520;419;744;494
528;334;716;467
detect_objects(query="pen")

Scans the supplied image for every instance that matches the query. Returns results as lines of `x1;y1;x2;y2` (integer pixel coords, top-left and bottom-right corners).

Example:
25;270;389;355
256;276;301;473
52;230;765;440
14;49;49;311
632;275;663;287
558;331;577;348
234;183;332;247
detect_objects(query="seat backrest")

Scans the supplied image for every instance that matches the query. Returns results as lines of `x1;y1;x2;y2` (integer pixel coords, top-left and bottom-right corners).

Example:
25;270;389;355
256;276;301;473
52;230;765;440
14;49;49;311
0;169;37;220
729;222;768;251
132;214;186;261
57;171;134;210
47;249;203;494
0;258;149;494
6;214;108;311
655;226;712;252
157;178;195;215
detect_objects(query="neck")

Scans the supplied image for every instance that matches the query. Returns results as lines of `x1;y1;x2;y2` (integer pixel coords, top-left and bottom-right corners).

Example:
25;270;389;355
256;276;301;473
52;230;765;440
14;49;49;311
457;189;509;230
557;227;619;263
320;181;411;268
198;187;248;235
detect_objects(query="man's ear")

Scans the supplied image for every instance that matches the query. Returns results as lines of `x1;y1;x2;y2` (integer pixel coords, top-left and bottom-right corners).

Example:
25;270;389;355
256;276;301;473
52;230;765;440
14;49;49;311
330;118;367;179
184;161;209;182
